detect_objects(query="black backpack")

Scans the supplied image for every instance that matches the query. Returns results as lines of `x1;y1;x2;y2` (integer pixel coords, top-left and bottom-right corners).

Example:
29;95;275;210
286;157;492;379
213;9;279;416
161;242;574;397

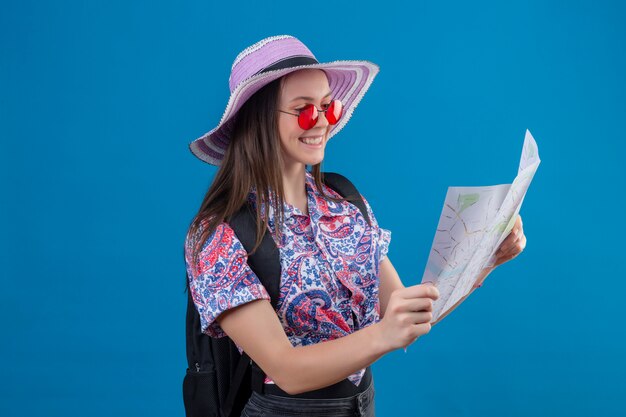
183;172;372;417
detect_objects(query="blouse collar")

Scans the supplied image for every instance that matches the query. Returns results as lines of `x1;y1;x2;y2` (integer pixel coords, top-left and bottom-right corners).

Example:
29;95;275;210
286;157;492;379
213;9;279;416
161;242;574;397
246;170;358;239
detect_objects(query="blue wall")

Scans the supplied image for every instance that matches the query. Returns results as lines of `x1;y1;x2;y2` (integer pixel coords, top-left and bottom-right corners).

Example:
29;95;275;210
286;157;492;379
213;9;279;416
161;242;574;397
1;1;624;416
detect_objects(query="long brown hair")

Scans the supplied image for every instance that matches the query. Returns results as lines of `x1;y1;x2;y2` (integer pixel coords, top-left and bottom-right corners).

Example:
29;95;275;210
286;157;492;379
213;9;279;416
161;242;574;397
186;74;347;267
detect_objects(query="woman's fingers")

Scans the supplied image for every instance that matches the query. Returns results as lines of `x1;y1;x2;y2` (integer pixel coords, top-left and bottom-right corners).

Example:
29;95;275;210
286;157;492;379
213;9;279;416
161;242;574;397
400;283;440;300
405;311;433;325
403;297;434;312
492;215;527;266
498;230;521;254
497;216;524;254
501;229;526;256
496;233;527;263
380;286;440;351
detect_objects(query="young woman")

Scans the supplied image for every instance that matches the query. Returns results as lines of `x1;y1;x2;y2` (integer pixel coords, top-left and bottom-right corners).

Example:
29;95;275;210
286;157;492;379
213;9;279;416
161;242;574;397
184;35;526;417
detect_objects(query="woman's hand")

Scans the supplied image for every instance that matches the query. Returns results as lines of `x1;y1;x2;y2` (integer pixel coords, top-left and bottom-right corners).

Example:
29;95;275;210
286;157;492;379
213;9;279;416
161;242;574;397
376;283;440;351
492;214;527;267
434;216;527;323
472;215;527;290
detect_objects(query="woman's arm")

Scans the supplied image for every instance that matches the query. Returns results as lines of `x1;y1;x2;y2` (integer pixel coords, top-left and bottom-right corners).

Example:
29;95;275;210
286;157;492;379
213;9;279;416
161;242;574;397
217;280;438;395
378;257;405;318
217;298;388;395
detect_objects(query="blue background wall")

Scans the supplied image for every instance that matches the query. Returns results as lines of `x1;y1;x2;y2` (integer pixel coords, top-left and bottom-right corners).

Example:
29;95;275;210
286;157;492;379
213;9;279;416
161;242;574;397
1;1;624;416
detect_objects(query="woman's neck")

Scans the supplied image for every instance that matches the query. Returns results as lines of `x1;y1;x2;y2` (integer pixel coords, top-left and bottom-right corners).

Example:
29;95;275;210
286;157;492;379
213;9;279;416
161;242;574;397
281;163;308;214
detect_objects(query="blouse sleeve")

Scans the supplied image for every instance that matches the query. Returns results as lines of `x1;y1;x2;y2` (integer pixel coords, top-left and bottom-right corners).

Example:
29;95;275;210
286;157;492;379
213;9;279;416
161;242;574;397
360;194;392;263
184;221;271;338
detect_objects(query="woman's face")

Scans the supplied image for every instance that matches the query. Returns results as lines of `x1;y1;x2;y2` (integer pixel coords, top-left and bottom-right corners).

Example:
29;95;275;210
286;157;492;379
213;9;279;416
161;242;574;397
277;69;333;170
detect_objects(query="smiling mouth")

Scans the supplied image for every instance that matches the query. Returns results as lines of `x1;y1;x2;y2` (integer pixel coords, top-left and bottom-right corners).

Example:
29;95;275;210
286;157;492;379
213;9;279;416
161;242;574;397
298;136;324;145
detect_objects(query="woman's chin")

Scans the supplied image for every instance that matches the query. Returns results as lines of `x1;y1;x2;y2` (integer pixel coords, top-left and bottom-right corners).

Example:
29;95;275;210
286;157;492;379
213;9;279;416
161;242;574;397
294;146;325;166
302;152;324;166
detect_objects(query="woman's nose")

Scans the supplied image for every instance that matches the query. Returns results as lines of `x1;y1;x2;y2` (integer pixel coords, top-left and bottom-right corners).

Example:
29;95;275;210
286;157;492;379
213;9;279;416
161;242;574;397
314;109;330;128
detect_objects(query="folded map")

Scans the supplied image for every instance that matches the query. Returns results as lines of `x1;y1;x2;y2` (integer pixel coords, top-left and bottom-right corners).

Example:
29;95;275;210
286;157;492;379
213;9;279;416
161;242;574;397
421;129;541;323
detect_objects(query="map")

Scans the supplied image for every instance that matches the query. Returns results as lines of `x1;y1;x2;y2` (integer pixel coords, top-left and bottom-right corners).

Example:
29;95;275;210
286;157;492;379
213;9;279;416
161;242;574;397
421;130;541;323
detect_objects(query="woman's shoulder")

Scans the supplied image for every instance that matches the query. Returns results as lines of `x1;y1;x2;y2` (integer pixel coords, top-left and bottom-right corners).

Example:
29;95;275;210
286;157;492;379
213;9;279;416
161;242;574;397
185;217;241;266
317;179;376;222
184;216;271;339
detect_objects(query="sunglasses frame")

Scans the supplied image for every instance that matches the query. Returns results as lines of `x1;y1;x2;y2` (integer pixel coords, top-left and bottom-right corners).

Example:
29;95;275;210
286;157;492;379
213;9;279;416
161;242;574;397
278;99;343;130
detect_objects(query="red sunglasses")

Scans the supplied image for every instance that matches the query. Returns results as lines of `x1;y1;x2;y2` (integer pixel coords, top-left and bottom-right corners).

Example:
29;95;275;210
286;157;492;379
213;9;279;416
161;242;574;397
278;99;343;130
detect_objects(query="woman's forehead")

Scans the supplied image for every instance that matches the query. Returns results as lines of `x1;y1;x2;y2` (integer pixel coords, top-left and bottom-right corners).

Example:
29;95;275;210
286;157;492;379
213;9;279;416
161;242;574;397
280;69;331;100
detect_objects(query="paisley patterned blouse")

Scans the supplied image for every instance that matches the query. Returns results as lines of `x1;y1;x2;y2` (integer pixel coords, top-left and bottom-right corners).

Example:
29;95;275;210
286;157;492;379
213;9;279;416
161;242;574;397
184;170;391;386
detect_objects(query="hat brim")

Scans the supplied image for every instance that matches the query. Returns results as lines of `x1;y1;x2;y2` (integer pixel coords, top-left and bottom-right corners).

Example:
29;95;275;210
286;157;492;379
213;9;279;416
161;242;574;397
189;60;380;166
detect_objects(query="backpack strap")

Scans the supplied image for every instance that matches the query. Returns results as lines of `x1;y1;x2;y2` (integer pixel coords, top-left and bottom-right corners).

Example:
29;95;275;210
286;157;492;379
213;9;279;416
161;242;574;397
220;203;282;417
228;203;282;309
221;352;251;417
321;172;371;226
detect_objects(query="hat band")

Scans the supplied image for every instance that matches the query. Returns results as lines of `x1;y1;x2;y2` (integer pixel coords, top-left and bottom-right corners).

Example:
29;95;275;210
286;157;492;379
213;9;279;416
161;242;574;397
258;56;319;75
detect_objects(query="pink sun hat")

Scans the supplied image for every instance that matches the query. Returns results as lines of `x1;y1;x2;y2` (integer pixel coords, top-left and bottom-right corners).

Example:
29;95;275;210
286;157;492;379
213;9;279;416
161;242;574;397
189;35;380;166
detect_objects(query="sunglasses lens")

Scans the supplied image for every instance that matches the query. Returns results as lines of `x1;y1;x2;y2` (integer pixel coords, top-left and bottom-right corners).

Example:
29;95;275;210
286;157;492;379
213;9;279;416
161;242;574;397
326;100;343;125
298;104;318;130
